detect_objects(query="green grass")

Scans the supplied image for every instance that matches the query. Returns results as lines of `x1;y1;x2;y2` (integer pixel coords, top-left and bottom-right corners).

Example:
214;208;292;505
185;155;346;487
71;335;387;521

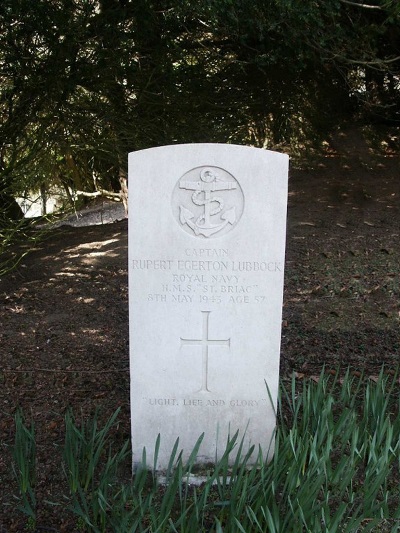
9;369;400;532
12;410;36;524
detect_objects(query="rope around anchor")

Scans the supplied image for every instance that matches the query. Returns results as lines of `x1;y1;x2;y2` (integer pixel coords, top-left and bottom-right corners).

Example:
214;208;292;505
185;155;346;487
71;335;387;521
191;190;224;226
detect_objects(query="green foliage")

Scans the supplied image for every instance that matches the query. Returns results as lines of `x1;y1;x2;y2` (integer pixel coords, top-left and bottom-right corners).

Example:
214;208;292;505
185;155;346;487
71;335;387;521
63;408;132;531
1;0;399;211
63;408;125;494
12;411;36;523
0;216;53;277
61;370;400;531
9;369;400;531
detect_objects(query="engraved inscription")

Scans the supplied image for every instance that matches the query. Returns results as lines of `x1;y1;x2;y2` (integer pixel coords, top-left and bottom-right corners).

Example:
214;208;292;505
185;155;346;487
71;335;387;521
143;397;269;408
132;259;282;272
132;254;282;305
172;166;244;239
180;311;230;393
144;398;179;406
185;248;228;257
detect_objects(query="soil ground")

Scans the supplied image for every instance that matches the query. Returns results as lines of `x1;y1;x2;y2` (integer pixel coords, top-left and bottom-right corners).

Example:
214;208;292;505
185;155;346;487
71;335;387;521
0;127;399;530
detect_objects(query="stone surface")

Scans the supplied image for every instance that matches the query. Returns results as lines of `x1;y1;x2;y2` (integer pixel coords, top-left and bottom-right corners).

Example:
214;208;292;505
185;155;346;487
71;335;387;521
128;143;288;470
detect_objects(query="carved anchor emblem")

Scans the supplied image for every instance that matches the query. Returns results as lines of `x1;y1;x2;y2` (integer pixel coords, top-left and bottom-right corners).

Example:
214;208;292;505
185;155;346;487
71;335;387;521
179;168;237;238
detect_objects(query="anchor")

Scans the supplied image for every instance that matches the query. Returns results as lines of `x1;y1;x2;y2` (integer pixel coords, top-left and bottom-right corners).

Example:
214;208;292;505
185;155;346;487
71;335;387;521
179;168;237;238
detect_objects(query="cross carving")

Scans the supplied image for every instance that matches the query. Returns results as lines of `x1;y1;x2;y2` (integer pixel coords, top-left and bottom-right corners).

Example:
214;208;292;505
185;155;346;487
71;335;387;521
180;311;230;393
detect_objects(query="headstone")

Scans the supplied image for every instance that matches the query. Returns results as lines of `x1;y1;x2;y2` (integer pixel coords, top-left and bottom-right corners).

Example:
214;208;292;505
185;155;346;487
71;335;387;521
128;144;288;470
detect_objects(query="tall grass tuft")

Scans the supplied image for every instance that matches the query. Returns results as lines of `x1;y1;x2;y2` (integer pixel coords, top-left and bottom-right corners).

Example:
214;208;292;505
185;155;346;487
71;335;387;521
12;410;36;524
0;215;51;277
63;407;130;531
11;369;400;531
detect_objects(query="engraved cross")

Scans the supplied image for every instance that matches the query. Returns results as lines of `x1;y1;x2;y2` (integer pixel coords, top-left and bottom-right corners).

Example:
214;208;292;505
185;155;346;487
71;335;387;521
180;311;230;393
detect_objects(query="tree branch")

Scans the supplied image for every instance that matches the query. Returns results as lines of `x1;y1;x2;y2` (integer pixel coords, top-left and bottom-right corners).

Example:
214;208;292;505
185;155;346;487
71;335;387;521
344;55;400;66
340;0;383;9
76;189;122;201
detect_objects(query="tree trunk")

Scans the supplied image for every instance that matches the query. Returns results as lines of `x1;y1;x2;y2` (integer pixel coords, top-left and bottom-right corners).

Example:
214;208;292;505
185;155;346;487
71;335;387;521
0;192;24;223
119;168;128;217
40;183;47;216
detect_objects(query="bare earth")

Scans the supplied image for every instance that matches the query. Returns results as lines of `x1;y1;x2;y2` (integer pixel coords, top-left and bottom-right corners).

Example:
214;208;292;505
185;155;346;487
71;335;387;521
0;130;399;529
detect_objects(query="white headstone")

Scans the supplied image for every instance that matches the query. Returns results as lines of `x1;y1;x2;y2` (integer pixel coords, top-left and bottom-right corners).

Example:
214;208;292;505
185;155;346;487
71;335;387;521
128;144;288;470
